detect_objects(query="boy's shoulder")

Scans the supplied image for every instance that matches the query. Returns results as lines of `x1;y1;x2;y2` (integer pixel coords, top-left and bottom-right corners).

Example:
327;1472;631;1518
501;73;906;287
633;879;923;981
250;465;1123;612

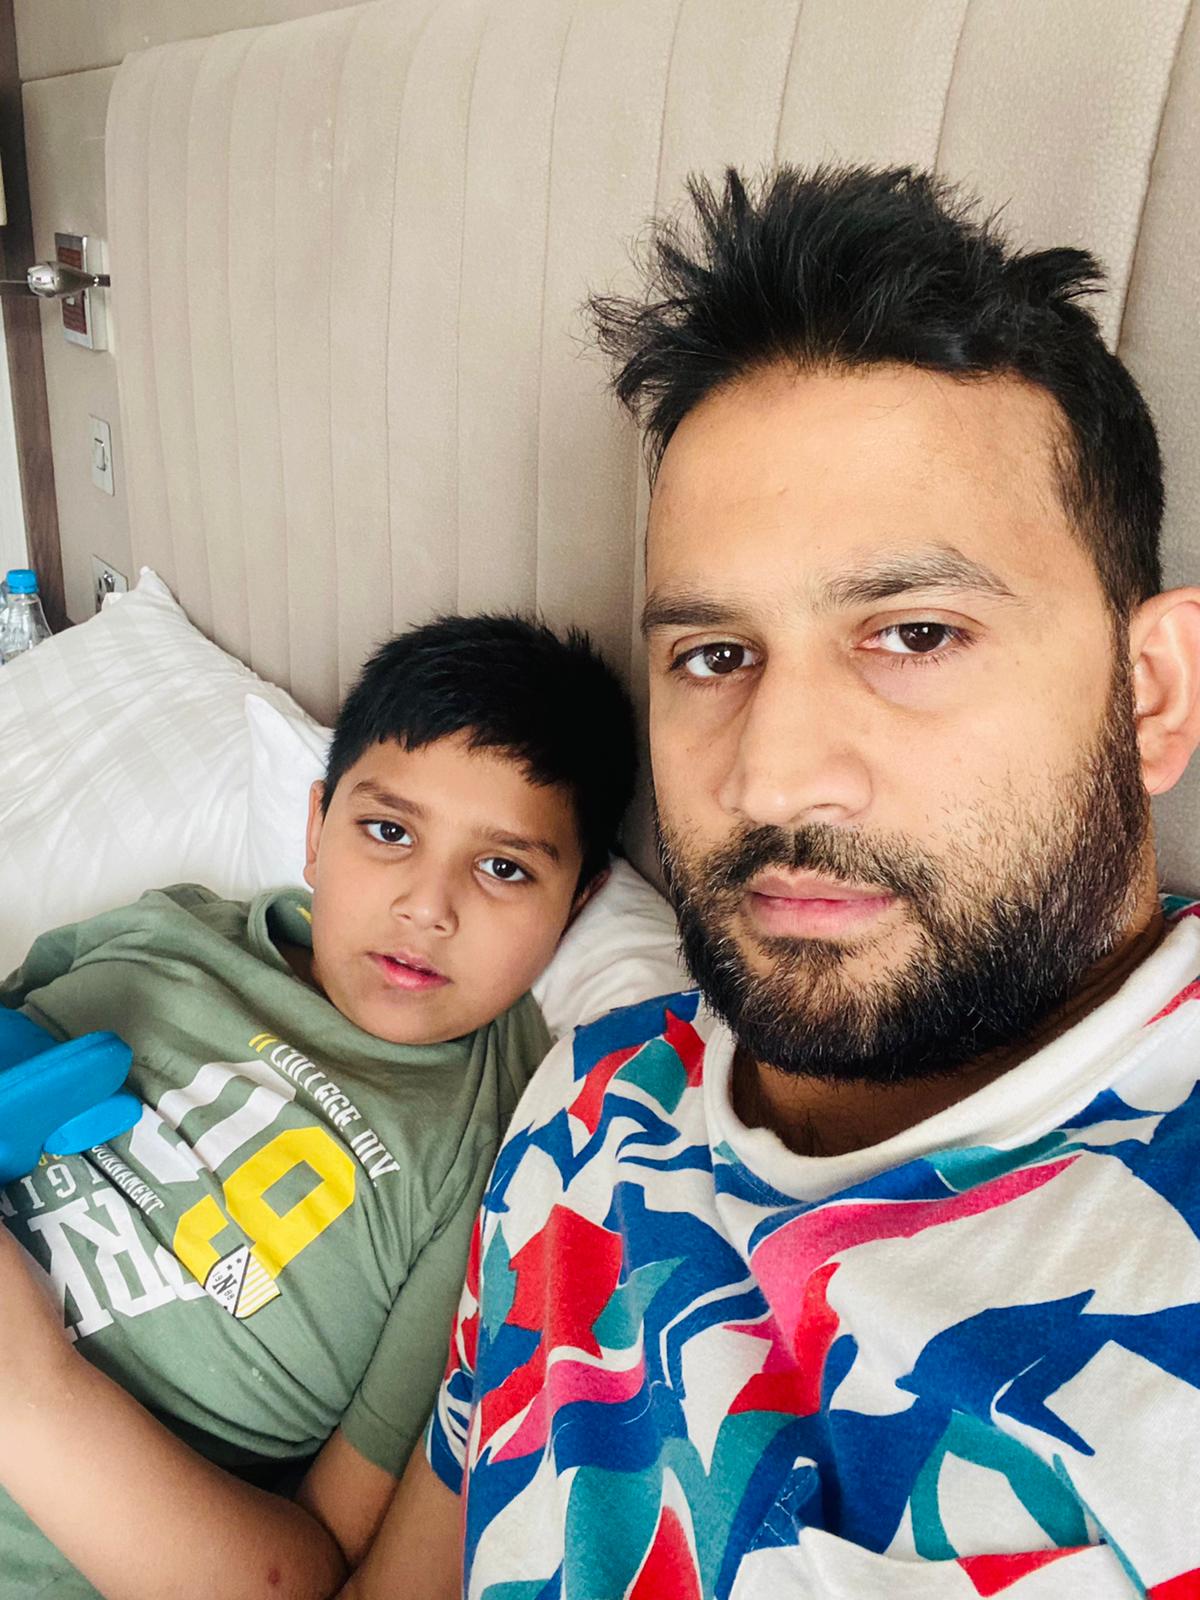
2;884;274;1014
30;884;262;972
104;882;254;942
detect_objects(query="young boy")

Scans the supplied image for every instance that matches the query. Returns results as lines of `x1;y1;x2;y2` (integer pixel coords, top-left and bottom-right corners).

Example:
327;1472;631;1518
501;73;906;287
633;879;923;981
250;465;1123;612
0;613;637;1600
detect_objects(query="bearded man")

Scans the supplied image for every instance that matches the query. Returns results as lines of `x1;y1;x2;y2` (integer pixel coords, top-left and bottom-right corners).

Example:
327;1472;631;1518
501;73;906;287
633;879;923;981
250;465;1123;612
349;167;1200;1600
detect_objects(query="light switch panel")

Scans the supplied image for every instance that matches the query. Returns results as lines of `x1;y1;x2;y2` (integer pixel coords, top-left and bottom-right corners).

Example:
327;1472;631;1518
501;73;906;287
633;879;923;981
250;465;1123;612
89;415;114;495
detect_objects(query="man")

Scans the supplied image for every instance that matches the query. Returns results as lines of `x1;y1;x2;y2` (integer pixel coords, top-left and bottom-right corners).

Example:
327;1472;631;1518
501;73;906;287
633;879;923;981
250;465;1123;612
350;167;1200;1597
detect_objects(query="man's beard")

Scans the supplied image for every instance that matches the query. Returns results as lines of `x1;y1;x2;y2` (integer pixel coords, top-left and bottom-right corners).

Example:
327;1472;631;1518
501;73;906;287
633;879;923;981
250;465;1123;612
658;670;1149;1087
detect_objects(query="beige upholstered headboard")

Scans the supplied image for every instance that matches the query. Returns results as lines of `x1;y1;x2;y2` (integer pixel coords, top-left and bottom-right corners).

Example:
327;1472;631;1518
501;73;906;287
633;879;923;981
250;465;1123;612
105;0;1200;885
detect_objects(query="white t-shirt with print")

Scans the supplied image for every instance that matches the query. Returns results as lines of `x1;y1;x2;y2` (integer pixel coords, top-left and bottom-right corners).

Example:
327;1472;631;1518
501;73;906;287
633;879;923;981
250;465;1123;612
430;904;1200;1599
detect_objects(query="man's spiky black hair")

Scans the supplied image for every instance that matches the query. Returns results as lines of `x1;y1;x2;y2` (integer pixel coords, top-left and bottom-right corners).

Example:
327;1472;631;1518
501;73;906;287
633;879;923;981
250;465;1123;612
590;164;1162;613
324;613;637;889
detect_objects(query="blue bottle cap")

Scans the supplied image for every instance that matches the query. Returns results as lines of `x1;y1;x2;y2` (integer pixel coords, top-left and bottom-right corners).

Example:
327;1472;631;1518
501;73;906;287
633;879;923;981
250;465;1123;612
5;568;37;594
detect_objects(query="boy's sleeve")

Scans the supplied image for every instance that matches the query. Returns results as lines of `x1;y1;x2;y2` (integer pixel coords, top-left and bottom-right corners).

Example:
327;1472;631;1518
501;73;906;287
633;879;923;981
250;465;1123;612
338;1166;484;1480
1;920;88;1011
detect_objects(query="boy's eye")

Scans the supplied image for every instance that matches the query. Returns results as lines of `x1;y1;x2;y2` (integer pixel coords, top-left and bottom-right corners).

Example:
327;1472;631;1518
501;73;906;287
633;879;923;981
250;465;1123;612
675;641;761;679
479;856;529;884
363;820;412;847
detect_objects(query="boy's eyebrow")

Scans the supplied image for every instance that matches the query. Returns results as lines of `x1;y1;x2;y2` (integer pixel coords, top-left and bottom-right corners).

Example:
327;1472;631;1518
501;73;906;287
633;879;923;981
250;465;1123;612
348;782;561;864
350;781;429;818
485;830;562;865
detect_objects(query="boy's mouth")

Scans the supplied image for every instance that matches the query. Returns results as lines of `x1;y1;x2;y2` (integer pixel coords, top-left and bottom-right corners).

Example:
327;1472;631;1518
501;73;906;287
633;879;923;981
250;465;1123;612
370;950;450;991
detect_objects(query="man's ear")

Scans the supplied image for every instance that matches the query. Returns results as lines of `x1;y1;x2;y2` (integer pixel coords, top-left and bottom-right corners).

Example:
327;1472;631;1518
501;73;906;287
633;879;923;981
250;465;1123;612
303;781;327;889
1130;589;1200;795
566;865;610;930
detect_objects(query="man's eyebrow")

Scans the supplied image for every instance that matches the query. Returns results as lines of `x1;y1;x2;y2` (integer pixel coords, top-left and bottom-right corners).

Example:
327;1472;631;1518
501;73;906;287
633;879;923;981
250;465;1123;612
641;593;747;637
813;547;1020;610
349;782;428;818
641;550;1019;639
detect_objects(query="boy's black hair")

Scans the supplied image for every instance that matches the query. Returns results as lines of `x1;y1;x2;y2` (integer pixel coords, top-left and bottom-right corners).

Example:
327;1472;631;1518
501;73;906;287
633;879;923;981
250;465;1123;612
324;613;637;889
589;164;1163;615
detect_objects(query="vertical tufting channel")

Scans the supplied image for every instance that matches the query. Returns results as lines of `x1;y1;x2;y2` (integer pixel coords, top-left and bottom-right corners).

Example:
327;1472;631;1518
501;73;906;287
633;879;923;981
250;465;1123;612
936;0;1192;346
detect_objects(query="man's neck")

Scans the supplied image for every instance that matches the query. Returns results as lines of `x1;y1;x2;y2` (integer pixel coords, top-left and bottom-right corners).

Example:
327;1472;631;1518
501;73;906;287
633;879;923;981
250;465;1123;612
732;889;1167;1160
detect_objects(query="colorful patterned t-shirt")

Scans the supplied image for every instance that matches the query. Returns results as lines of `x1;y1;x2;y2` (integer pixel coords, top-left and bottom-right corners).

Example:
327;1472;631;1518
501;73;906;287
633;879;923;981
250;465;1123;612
429;901;1200;1598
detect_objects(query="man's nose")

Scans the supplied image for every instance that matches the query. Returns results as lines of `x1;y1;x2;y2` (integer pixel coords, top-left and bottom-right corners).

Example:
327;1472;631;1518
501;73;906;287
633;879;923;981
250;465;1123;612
391;861;457;934
716;657;874;829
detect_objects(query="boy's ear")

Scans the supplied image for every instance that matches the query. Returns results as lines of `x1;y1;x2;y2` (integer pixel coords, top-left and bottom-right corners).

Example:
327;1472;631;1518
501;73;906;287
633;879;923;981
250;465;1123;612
1130;589;1200;796
303;781;327;889
566;865;609;929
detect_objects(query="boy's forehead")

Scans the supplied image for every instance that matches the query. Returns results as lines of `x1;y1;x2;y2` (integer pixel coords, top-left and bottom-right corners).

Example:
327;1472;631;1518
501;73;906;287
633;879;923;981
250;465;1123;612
339;732;581;860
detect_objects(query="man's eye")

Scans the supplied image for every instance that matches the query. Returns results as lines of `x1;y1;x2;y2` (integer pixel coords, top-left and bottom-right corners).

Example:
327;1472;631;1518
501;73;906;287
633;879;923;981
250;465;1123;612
677;642;760;679
871;622;962;657
363;820;412;846
479;857;529;883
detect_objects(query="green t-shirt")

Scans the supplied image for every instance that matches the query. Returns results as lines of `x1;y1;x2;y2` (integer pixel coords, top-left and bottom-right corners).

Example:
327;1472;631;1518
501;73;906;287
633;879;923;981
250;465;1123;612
0;885;551;1598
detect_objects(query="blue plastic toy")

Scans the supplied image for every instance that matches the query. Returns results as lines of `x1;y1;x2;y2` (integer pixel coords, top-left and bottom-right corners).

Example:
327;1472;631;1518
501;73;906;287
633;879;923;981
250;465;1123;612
0;1009;140;1184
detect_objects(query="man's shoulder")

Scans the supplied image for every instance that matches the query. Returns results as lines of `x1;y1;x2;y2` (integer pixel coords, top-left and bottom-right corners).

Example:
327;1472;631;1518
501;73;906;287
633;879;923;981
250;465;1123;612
571;986;705;1072
96;881;241;926
499;986;706;1140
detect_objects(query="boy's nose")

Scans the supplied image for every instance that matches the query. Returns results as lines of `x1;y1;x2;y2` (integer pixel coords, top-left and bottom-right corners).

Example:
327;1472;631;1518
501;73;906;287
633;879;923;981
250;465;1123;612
390;869;457;935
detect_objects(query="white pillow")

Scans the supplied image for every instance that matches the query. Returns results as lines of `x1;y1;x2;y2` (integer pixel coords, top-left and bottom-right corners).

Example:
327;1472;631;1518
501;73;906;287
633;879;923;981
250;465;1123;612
534;853;688;1037
244;692;330;888
0;569;313;977
243;695;688;1036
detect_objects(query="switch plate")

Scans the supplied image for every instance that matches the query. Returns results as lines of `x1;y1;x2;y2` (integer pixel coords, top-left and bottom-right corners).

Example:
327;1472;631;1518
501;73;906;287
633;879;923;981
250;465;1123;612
91;556;128;613
89;415;114;495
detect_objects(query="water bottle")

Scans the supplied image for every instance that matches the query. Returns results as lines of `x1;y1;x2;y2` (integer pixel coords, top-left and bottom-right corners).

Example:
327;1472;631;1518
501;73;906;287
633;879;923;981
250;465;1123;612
0;568;51;663
0;572;12;660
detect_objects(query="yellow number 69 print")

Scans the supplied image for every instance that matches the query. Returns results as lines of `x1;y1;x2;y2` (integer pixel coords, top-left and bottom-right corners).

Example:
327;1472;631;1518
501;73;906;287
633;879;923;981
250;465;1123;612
174;1126;356;1292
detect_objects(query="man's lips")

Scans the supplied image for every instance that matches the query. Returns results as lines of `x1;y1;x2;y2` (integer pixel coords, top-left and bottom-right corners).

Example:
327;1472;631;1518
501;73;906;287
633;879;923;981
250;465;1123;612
369;950;450;991
745;871;896;937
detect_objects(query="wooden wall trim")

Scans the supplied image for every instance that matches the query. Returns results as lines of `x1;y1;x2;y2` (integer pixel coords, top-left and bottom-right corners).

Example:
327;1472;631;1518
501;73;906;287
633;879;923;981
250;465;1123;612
0;0;63;630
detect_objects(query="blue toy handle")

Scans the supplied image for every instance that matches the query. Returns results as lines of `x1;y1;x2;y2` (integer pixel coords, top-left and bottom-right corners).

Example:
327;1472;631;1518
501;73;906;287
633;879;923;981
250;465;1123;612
0;1010;140;1185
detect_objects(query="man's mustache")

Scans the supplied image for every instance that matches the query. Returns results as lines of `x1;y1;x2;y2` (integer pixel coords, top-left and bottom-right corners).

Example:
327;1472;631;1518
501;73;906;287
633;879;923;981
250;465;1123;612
663;822;944;911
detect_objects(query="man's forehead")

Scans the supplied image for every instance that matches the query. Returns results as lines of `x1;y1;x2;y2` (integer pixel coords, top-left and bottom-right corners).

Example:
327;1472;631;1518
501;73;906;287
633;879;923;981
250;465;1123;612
645;362;1083;593
653;364;1065;505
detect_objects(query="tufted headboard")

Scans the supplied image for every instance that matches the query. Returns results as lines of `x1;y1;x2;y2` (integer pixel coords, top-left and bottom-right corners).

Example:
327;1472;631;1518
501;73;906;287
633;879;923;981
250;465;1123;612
104;0;1200;884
